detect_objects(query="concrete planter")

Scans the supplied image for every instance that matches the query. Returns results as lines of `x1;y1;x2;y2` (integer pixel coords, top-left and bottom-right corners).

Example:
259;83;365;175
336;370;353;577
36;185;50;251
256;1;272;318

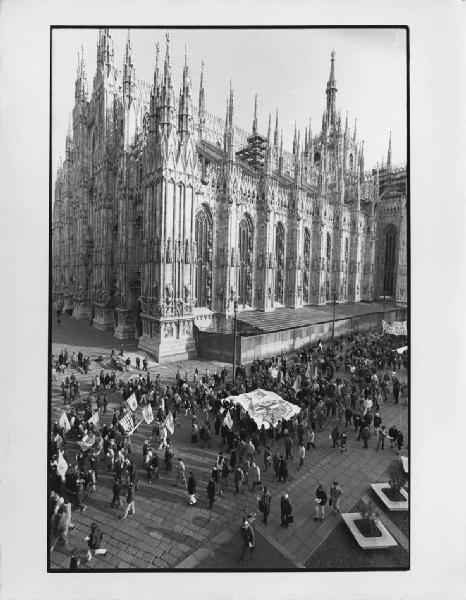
342;512;398;550
371;483;409;511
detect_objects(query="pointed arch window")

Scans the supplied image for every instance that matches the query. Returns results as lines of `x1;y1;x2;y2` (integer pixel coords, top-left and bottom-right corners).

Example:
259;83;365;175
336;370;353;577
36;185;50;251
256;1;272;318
382;224;397;297
275;222;285;303
238;216;253;307
326;233;332;272
194;207;213;309
303;228;311;303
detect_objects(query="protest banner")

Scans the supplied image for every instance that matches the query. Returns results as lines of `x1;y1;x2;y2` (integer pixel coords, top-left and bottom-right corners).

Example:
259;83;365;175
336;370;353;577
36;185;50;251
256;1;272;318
224;389;301;430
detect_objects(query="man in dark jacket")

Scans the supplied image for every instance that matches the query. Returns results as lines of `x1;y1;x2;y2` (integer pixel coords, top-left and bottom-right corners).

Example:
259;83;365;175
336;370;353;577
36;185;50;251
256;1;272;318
207;477;216;509
361;424;371;449
110;477;121;508
259;486;272;525
314;484;328;521
238;518;255;563
280;493;292;527
278;456;288;483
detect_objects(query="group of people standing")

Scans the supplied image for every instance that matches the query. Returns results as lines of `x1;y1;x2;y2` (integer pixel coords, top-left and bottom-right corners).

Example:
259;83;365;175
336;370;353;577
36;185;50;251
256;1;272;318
49;326;407;567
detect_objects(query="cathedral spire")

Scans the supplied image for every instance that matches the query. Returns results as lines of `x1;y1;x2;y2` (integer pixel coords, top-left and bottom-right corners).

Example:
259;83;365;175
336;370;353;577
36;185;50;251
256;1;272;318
293;122;298;155
97;28;114;68
353;118;357;142
198;60;206;137
178;43;193;140
267;112;272;143
326;51;338;125
123;29;135;105
164;31;171;83
252;94;258;136
224;81;235;158
274;109;279;148
153;41;160;91
387;131;392;168
75;46;88;102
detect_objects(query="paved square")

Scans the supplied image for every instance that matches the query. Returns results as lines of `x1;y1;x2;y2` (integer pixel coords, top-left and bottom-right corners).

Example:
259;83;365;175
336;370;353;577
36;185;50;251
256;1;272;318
50;314;408;570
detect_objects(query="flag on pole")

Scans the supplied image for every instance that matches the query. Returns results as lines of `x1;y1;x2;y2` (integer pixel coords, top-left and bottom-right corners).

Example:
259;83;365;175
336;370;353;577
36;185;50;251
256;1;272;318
118;413;134;436
163;412;175;435
59;411;71;433
142;403;154;425
223;409;233;429
125;393;138;412
76;433;96;451
88;410;100;428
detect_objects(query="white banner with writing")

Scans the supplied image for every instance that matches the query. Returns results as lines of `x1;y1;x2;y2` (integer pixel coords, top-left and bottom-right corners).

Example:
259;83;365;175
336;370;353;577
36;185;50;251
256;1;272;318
382;320;408;336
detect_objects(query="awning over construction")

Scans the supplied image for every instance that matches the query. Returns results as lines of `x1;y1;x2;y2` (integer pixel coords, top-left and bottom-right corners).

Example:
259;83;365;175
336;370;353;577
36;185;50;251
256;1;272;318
224;389;301;430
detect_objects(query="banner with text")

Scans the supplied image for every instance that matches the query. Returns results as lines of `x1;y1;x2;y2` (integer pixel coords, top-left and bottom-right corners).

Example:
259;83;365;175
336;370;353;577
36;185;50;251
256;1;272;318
382;320;408;336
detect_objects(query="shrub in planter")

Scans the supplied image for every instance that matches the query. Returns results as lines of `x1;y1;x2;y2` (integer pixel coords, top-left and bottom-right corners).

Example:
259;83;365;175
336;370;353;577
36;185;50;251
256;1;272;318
354;501;382;537
385;460;407;502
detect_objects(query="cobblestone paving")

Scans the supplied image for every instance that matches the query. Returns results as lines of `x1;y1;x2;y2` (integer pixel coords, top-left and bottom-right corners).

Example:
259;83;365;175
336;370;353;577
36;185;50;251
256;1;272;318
50;314;408;570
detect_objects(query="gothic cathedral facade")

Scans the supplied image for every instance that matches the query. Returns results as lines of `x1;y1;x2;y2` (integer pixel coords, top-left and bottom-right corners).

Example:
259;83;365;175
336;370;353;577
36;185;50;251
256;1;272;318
52;30;407;361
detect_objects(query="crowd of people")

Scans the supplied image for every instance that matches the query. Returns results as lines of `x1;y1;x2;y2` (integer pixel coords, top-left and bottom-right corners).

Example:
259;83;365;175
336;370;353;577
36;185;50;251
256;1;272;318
49;329;408;567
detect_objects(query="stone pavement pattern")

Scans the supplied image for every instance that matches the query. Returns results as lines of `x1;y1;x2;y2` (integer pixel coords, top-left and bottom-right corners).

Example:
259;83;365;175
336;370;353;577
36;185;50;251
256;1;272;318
50;314;408;569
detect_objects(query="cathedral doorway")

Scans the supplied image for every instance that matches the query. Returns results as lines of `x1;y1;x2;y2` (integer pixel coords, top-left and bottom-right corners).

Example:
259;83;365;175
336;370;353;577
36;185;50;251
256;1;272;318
382;224;397;297
194;206;213;309
238;216;253;307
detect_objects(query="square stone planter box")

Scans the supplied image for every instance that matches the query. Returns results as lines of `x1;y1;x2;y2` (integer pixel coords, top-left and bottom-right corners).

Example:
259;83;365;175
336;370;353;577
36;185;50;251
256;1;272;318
342;513;398;550
371;483;409;511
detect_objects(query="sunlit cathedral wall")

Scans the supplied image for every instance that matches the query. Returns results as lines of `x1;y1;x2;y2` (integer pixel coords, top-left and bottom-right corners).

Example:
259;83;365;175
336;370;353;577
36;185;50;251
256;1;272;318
52;30;407;361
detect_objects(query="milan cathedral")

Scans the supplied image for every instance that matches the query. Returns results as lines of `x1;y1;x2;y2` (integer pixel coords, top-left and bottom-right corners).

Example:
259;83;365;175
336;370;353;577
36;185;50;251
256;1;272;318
52;29;407;361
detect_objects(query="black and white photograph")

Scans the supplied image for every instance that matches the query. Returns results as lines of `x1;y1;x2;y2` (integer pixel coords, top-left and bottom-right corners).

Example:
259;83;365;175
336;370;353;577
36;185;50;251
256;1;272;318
1;1;465;598
49;26;409;571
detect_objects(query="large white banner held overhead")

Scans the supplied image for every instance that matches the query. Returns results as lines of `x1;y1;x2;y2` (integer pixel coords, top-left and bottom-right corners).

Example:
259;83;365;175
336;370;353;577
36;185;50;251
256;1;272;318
225;389;301;430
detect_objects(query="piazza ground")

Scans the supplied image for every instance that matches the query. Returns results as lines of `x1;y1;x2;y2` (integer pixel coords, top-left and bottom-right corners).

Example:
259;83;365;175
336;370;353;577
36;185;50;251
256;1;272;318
50;313;409;570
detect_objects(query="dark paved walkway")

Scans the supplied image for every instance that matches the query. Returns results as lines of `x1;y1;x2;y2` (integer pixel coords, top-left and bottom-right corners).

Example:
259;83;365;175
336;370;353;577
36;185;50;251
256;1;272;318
49;313;408;570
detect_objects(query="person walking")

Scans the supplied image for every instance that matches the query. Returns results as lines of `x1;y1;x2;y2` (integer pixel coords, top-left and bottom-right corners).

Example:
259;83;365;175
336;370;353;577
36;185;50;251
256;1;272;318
361;424;371;449
376;425;387;451
278;456;288;483
238;518;255;564
176;458;187;487
329;481;343;514
250;462;261;492
331;425;340;448
233;465;244;495
86;523;104;562
121;483;135;519
306;427;316;451
314;484;328;521
280;493;293;528
297;442;306;470
110;477;122;508
284;434;293;461
187;472;197;505
207;477;216;509
258;486;272;524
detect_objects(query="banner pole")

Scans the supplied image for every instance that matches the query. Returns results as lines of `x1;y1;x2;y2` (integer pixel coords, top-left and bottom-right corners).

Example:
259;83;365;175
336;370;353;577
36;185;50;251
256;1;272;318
128;418;145;436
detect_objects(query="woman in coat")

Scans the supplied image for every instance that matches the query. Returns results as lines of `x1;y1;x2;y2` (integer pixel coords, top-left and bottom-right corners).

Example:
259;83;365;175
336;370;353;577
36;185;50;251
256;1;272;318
280;493;292;528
